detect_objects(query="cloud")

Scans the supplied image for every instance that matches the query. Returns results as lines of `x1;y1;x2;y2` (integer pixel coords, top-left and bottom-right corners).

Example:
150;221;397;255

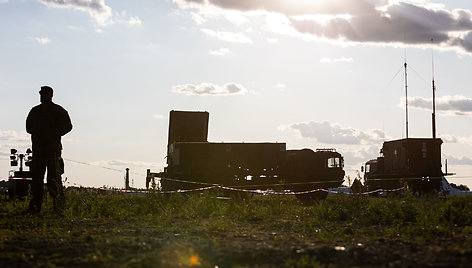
409;95;472;115
267;38;279;43
446;155;472;166
320;57;353;63
191;11;206;24
201;28;253;43
38;0;113;26
288;121;387;145
275;83;286;89
0;130;30;159
302;3;472;53
172;82;247;96
0;130;30;143
177;0;250;25
440;134;459;143
127;16;142;26
175;0;472;53
0;0;9;3
341;145;381;166
35;37;51;45
174;0;375;16
209;47;231;56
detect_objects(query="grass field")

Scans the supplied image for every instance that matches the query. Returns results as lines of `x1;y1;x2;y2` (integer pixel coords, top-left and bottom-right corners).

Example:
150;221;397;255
1;189;472;267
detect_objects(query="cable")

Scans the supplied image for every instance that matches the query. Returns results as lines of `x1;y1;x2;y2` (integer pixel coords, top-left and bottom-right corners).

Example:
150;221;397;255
63;158;125;173
63;157;148;176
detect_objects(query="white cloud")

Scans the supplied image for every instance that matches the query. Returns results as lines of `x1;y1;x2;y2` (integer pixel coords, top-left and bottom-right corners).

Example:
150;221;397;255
191;11;206;24
288;121;387;145
176;0;250;25
274;84;286;91
172;82;247;96
439;134;459;143
0;0;9;3
436;134;472;146
201;28;253;43
0;130;30;159
222;11;250;25
127;16;142;26
38;0;113;27
320;57;354;63
175;0;472;54
409;95;472;115
267;38;279;43
35;37;51;45
341;145;381;166
0;130;30;143
275;83;286;88
209;47;230;56
446;155;472;166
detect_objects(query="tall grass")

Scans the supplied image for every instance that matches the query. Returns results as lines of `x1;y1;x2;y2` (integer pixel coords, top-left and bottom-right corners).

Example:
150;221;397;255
3;189;472;227
2;189;472;267
52;190;472;237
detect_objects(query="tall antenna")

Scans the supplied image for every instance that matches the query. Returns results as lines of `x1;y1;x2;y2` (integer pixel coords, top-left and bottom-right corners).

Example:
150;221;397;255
404;60;409;139
431;38;437;139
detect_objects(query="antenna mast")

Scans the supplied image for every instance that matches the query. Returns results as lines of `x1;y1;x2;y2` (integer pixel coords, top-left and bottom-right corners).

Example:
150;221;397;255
404;61;409;139
431;39;437;139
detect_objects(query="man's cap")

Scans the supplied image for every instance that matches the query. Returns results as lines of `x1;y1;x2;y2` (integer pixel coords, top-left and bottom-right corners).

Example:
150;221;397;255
39;86;53;95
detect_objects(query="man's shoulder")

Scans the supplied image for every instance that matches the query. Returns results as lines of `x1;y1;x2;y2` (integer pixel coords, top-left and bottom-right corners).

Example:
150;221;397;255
29;103;68;114
30;104;42;110
28;104;42;114
51;103;67;111
46;102;68;113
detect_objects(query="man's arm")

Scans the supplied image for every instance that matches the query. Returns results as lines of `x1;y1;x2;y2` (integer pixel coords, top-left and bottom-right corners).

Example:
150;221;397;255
26;109;35;134
59;108;73;136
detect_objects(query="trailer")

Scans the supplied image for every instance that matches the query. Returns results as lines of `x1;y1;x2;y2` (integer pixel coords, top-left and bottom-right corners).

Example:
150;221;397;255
147;110;345;200
363;138;443;193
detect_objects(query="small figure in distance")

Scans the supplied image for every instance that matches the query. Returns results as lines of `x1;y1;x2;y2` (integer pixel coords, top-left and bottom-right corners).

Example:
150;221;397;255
26;86;72;215
351;178;365;195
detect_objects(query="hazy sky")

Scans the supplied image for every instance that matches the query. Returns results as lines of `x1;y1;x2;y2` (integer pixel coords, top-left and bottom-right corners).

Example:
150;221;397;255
1;0;472;189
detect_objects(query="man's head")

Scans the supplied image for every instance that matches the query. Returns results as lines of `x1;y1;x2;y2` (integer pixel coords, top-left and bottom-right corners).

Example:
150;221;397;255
39;86;53;103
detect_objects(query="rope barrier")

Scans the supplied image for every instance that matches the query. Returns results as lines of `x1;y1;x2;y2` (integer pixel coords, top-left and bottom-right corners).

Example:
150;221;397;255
59;157;457;196
63;178;405;196
153;172;459;188
226;179;345;188
365;176;444;181
157;176;219;187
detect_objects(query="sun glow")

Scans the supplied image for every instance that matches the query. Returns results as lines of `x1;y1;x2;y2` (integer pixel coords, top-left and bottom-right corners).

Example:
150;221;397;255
291;14;353;25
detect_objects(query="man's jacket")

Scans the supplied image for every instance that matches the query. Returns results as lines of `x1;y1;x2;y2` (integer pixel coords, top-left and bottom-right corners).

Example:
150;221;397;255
26;102;72;154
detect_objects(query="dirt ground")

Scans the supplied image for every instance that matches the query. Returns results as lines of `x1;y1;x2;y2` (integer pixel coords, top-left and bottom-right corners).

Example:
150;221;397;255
1;215;471;267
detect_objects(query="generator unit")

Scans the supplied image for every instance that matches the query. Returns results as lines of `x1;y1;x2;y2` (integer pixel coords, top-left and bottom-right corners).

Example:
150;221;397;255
148;110;345;200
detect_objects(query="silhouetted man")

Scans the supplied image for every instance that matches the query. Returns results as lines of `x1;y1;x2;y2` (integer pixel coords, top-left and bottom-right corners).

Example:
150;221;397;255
26;86;72;214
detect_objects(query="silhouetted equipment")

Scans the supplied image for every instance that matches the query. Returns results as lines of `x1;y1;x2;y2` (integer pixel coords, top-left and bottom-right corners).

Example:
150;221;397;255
364;138;443;193
125;168;130;190
431;41;437;140
8;148;33;199
363;58;445;194
147;110;345;200
404;61;409;139
168;111;209;148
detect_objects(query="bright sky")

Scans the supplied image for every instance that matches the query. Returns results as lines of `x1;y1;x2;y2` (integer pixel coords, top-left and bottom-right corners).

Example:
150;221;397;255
1;0;472;189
